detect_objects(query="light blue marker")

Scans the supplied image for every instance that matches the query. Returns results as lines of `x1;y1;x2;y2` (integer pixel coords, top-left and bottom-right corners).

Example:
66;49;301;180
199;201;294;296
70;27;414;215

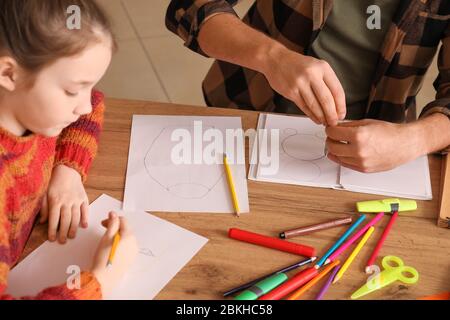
315;214;366;268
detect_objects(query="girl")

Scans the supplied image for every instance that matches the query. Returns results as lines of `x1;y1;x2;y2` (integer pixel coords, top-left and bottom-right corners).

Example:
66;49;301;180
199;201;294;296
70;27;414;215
0;0;137;299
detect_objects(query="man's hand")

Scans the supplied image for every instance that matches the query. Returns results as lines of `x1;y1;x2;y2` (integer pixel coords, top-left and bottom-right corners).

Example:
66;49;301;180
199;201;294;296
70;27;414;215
263;46;346;126
325;119;422;173
40;165;89;244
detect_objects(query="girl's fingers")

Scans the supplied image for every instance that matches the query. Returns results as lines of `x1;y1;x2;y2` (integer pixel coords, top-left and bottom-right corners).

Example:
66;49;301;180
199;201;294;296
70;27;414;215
69;205;81;239
40;195;49;224
58;206;72;244
118;216;131;236
80;201;89;228
48;202;61;242
105;212;120;239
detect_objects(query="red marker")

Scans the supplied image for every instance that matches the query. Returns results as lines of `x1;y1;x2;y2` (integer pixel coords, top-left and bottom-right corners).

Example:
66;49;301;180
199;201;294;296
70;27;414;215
229;228;316;257
259;267;318;300
365;211;399;272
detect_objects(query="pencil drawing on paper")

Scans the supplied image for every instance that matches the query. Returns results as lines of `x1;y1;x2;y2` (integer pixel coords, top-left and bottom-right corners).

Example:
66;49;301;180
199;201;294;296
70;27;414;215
139;247;156;258
144;125;225;199
277;128;328;182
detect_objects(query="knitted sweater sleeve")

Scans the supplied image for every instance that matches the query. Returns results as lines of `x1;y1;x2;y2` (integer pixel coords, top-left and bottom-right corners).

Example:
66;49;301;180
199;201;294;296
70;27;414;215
54;90;105;182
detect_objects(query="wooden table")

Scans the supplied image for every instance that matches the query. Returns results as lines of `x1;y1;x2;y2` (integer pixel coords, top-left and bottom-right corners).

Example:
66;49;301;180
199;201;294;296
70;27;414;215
24;99;450;300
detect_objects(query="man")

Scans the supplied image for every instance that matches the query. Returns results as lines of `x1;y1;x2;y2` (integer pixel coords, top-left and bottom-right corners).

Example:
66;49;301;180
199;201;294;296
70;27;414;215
166;0;450;173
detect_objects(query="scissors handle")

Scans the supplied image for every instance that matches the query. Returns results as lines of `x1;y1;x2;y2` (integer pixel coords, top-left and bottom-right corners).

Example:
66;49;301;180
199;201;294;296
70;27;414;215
396;266;419;284
382;256;419;285
382;255;404;270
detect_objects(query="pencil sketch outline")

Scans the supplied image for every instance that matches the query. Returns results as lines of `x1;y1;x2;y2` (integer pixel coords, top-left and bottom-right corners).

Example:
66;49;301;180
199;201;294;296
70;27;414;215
265;128;327;182
143;125;225;200
139;247;156;258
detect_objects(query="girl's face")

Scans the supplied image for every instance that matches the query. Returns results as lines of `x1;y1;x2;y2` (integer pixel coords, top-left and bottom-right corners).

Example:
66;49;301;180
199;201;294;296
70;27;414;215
11;38;112;137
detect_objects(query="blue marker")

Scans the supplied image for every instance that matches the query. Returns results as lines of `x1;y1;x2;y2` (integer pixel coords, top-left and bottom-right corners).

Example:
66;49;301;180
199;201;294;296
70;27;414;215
315;214;366;268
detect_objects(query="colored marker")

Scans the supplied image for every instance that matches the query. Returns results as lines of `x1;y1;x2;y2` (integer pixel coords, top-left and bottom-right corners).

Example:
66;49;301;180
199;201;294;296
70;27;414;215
259;267;319;300
365;211;398;273
280;216;353;239
229;228;316;257
223;257;316;297
234;273;288;300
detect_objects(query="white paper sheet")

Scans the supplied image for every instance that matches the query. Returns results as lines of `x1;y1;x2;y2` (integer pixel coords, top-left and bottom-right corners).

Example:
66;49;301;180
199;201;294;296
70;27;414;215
7;194;208;300
123;115;250;213
254;114;340;188
249;114;432;200
340;156;432;200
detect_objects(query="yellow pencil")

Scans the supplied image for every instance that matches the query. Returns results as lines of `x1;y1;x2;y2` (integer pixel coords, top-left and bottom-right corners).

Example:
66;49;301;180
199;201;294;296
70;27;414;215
107;233;121;266
333;226;374;284
223;153;240;217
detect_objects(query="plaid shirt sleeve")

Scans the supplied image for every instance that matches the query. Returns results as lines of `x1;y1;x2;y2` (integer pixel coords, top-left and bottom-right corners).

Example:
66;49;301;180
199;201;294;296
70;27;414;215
419;22;450;153
165;0;240;57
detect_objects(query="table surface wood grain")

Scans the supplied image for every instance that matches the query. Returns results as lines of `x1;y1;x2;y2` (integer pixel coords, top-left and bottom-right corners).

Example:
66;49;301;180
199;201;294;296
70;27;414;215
23;98;450;300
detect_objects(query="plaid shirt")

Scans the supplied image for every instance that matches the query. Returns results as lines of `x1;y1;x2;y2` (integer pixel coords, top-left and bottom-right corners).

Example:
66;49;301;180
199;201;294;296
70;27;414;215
166;0;450;124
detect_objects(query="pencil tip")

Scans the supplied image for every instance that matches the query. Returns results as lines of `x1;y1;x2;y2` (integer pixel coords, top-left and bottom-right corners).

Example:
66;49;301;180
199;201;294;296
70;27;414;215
311;256;317;262
314;264;320;269
279;233;285;239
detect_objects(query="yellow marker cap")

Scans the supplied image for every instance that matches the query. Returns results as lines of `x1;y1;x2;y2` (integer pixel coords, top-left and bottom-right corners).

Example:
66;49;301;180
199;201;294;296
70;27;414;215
356;198;417;213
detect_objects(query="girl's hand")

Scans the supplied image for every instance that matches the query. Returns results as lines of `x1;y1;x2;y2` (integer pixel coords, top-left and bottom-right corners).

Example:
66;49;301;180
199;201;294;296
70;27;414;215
40;165;89;244
91;212;138;297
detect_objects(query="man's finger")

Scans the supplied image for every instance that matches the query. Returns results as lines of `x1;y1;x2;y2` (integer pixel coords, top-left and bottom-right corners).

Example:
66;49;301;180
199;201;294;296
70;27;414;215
327;153;364;171
324;69;347;120
326;138;357;157
293;93;321;124
300;86;326;125
311;80;338;126
325;125;357;143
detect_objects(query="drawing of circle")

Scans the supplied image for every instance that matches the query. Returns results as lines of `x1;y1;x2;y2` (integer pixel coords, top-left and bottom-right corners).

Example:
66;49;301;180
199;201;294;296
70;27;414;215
167;183;210;199
315;131;327;141
283;158;321;182
283;128;297;136
282;134;325;161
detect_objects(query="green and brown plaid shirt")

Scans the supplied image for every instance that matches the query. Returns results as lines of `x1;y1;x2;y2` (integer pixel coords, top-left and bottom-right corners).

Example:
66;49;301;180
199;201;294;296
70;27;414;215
166;0;450;126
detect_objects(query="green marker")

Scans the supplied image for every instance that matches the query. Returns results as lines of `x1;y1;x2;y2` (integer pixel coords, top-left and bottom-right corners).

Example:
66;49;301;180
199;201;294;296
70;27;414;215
234;273;288;300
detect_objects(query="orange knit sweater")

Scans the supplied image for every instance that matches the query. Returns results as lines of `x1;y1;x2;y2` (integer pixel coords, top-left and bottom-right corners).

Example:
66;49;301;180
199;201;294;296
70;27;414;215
0;90;105;300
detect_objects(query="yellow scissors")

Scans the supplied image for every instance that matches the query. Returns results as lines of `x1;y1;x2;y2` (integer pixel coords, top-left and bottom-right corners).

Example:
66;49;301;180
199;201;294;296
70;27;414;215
351;255;419;299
